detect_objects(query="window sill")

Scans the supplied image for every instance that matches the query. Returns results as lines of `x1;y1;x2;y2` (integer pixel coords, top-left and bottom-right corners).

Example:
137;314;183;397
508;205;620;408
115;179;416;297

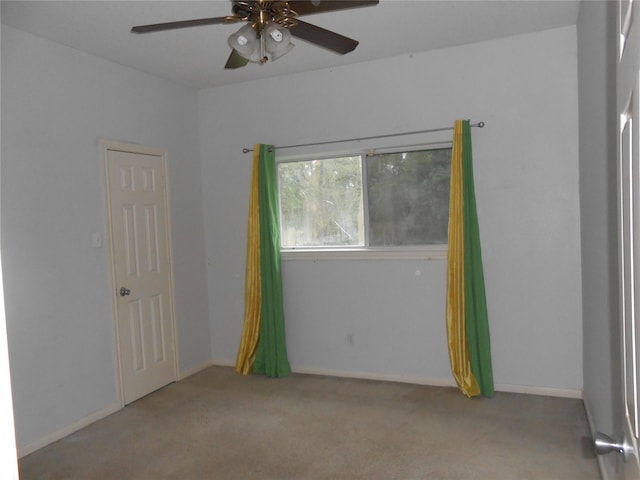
280;246;447;261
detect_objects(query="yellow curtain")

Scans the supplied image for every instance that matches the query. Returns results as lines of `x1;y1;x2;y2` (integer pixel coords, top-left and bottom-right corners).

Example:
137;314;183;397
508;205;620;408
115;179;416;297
235;146;262;375
446;121;480;397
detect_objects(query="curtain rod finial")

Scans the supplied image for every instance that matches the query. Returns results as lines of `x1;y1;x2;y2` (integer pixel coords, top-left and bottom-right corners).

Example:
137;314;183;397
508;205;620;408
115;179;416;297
478;121;485;128
243;148;252;154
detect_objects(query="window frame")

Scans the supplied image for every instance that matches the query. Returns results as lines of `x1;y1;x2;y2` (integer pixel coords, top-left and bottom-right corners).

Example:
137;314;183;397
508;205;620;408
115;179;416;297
276;143;452;261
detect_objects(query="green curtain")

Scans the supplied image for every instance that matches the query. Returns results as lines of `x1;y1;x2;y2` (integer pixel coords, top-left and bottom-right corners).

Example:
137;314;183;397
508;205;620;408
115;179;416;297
460;121;493;396
446;121;494;397
236;144;291;378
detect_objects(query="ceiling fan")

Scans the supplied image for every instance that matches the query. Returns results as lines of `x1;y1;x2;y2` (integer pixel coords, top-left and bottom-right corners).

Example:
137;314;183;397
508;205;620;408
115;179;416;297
131;0;379;69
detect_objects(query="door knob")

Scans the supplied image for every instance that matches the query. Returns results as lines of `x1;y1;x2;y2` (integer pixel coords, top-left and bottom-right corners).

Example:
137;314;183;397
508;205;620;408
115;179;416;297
119;287;131;297
594;432;633;461
594;432;625;455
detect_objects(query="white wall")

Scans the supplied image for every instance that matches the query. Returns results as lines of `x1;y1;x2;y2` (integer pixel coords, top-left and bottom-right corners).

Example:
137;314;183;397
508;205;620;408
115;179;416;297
199;26;583;393
578;2;621;479
0;18;20;479
1;25;210;452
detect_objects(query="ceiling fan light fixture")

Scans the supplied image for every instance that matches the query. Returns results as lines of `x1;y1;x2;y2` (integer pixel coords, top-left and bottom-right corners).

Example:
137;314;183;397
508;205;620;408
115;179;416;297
264;22;293;60
268;41;295;61
264;22;290;44
228;24;259;58
131;0;380;70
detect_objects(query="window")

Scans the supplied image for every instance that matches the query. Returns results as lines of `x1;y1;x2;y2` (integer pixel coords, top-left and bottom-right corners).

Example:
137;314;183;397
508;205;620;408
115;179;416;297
278;147;452;250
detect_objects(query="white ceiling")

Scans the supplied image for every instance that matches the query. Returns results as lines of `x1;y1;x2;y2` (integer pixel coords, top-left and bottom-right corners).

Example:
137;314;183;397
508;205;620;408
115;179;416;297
1;0;581;90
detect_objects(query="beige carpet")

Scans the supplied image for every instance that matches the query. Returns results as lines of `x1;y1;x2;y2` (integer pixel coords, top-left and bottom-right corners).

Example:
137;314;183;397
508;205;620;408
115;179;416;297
19;366;600;479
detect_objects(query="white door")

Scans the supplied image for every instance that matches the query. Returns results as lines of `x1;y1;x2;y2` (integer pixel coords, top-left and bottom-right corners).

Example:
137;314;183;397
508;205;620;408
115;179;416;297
103;141;178;405
609;0;640;477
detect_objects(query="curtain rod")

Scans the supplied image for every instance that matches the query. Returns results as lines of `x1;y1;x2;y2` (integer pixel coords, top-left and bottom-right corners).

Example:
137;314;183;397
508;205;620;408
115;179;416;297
242;121;485;154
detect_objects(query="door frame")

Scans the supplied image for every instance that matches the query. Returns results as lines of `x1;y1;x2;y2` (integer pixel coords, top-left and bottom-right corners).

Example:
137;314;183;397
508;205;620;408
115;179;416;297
101;139;180;406
616;0;640;476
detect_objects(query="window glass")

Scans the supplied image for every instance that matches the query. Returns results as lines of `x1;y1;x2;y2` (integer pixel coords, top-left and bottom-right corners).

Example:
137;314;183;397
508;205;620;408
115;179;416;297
366;148;451;246
278;156;364;247
277;147;451;249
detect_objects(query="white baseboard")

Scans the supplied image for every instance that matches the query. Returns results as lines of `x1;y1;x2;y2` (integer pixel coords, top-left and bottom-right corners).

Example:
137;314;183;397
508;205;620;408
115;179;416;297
205;361;584;399
178;359;216;380
494;383;583;399
18;402;121;458
291;366;459;388
210;358;236;368
290;366;583;398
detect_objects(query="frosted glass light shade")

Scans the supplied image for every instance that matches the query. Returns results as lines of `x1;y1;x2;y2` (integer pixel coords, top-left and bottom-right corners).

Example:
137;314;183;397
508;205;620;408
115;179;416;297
264;22;294;60
269;42;294;60
228;24;259;60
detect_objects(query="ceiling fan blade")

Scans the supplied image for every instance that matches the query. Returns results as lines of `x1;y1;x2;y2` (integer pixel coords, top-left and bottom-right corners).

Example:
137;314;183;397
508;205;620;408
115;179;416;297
224;49;250;69
290;20;359;55
131;16;231;34
288;1;379;16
